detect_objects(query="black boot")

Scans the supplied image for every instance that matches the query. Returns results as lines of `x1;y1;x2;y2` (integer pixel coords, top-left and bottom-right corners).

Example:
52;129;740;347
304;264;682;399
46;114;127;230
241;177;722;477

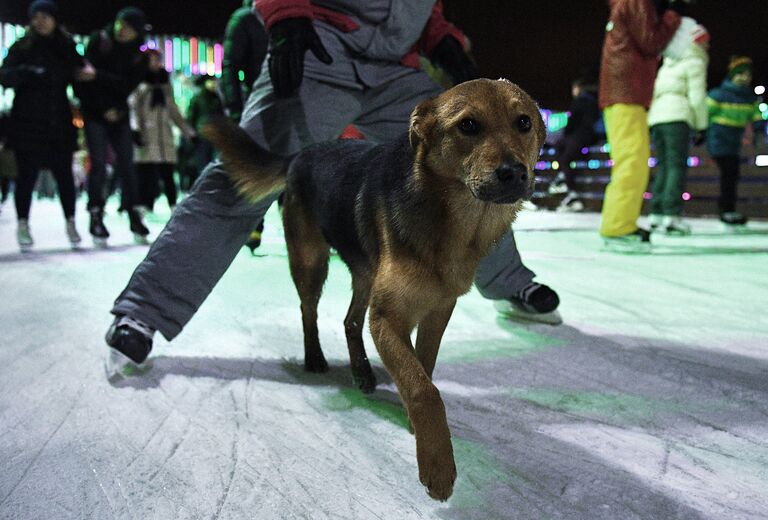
128;209;150;244
89;208;110;246
105;315;154;379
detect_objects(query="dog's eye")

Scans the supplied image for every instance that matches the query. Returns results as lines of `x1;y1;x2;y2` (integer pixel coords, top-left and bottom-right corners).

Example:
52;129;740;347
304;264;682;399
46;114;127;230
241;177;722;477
517;115;532;133
458;118;480;135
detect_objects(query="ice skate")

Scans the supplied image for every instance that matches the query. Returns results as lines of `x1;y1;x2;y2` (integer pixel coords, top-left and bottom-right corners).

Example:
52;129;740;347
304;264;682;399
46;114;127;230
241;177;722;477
662;216;691;236
602;228;652;254
648;213;663;230
17;219;33;251
547;172;568;195
89;208;110;247
495;282;562;325
720;212;748;233
129;209;150;245
105;315;154;380
65;217;82;247
556;191;585;213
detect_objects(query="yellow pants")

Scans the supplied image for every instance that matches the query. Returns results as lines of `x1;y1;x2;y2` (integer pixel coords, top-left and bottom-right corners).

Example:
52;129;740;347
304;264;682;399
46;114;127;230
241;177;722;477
600;104;651;237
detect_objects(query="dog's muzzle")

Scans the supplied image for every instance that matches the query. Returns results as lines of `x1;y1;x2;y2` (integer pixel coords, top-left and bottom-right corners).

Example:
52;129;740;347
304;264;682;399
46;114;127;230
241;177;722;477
480;161;533;203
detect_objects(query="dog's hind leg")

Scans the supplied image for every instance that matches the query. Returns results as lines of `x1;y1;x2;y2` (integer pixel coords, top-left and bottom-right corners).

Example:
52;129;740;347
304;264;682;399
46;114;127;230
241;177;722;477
283;195;331;373
415;299;456;380
344;272;376;393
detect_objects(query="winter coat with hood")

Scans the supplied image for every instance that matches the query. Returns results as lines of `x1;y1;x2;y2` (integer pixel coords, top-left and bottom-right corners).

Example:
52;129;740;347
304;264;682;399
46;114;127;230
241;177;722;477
74;26;148;124
647;40;708;130
599;0;680;110
706;79;762;158
222;1;268;118
0;27;82;152
254;0;465;89
129;70;195;164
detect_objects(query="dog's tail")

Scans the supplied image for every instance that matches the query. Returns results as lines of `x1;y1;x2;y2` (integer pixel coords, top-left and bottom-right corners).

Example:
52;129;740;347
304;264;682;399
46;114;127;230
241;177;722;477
203;118;286;203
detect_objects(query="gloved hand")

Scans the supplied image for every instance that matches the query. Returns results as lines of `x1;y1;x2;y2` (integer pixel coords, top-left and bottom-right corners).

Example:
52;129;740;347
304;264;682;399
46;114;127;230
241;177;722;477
692;130;706;147
267;17;332;98
131;130;145;147
429;36;477;85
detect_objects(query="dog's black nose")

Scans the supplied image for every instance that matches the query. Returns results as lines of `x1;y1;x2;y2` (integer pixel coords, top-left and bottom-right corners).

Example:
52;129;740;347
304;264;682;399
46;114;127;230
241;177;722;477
495;162;528;183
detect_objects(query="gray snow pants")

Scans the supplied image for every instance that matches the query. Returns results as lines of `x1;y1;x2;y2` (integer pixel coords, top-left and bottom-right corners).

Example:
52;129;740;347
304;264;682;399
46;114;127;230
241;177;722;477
112;70;534;340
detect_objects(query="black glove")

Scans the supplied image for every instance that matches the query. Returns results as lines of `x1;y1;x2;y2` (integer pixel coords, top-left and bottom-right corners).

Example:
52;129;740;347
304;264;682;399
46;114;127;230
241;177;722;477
267;18;332;98
692;130;706;147
429;36;477;85
131;130;145;147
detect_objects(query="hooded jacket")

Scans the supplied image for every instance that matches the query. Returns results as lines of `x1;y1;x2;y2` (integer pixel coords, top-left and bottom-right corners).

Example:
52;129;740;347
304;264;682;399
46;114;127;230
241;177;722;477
0;28;82;152
647;41;708;130
599;0;680;110
706;79;762;158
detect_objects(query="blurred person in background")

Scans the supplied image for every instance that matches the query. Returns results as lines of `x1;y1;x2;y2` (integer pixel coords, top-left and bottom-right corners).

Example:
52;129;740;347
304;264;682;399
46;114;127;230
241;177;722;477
187;76;225;182
129;49;196;215
706;56;763;229
0;0;91;250
74;7;150;245
647;22;709;235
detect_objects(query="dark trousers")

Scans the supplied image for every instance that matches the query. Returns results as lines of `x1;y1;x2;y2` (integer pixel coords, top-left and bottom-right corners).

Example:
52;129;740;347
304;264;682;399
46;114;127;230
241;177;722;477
650;122;690;216
84;118;137;211
556;135;587;191
138;162;177;210
713;155;740;213
14;149;76;220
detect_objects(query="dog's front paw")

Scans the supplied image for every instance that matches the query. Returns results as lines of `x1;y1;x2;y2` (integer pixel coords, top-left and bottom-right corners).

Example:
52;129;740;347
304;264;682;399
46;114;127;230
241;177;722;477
417;442;456;501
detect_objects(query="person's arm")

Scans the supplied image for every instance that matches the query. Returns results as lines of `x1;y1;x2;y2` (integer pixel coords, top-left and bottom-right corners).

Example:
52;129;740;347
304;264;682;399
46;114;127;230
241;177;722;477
166;84;196;137
222;11;250;119
416;1;466;57
622;0;680;57
686;54;709;131
0;42;41;88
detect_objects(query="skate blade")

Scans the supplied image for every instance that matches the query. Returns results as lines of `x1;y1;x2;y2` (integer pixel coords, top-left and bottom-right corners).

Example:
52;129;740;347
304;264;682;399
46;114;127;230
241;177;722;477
133;234;150;245
722;223;748;234
494;301;563;325
601;241;652;254
93;237;108;248
105;349;152;382
19;244;33;252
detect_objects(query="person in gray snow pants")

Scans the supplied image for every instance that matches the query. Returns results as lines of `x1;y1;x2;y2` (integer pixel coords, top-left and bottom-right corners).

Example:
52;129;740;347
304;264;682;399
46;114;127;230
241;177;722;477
110;0;559;349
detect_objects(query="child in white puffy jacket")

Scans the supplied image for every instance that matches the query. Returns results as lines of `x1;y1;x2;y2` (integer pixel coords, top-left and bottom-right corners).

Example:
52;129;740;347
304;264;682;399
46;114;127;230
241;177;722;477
647;21;709;235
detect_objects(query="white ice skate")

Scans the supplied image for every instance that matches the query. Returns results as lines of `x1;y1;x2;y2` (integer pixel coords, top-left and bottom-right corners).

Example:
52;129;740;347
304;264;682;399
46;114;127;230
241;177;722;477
66;217;82;248
17;219;33;251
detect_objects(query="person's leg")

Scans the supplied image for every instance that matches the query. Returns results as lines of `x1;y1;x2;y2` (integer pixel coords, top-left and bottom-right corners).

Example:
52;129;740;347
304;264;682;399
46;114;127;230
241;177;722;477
12;150;41;221
716;155;739;214
662;122;690;217
49;149;77;219
355;71;559;320
649;124;668;216
108;121;139;213
112;77;362;342
136;163;153;209
83;120;109;211
599;104;651;237
159;163;177;208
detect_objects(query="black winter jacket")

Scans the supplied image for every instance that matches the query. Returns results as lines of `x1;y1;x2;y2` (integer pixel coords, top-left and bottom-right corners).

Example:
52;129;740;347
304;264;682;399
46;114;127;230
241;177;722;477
0;29;83;152
221;7;268;119
74;27;147;124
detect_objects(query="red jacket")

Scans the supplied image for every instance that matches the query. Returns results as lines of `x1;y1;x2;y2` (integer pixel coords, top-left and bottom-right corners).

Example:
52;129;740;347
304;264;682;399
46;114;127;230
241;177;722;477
254;0;465;68
598;0;680;109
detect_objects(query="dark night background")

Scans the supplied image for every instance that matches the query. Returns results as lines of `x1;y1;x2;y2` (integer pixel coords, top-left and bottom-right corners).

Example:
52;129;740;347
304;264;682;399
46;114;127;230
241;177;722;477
1;1;766;110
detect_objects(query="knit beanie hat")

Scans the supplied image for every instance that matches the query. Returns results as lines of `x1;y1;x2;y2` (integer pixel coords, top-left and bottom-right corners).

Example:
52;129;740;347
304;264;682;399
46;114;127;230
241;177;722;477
116;7;148;37
28;0;58;20
728;56;753;79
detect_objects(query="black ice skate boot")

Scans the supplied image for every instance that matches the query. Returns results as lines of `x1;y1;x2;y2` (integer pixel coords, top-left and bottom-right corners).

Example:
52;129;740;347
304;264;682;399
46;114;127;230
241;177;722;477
128;209;150;245
494;282;563;325
105;315;154;380
89;208;110;247
720;211;748;232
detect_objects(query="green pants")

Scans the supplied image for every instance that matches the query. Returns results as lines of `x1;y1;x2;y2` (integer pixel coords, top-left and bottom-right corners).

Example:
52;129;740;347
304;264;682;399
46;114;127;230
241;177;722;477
650;122;690;216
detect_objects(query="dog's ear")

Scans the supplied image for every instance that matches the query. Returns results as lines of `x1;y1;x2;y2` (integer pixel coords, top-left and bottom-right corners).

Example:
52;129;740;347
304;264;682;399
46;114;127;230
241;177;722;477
409;98;437;150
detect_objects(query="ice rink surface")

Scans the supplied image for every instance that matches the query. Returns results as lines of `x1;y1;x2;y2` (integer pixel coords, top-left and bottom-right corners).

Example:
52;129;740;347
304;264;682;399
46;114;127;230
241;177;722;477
1;199;767;519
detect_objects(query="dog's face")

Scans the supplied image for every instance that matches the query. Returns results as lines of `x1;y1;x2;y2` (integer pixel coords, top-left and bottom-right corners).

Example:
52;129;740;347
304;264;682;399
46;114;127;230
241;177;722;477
410;79;546;204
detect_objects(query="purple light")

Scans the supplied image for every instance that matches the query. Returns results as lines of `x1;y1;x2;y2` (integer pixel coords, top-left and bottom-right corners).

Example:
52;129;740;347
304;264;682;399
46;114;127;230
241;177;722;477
581;147;589;155
643;192;652;200
682;192;691;201
687;156;700;167
164;40;173;72
648;157;657;167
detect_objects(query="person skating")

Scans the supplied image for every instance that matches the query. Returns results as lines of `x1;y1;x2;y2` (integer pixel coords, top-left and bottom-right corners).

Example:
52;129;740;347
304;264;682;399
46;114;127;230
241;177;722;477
706;56;763;230
105;0;562;378
0;0;91;250
647;22;709;235
74;7;150;245
129;49;196;214
598;0;689;253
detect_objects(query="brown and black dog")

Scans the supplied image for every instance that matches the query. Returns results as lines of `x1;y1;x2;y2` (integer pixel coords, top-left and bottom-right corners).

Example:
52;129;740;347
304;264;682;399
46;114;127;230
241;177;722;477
205;78;546;501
